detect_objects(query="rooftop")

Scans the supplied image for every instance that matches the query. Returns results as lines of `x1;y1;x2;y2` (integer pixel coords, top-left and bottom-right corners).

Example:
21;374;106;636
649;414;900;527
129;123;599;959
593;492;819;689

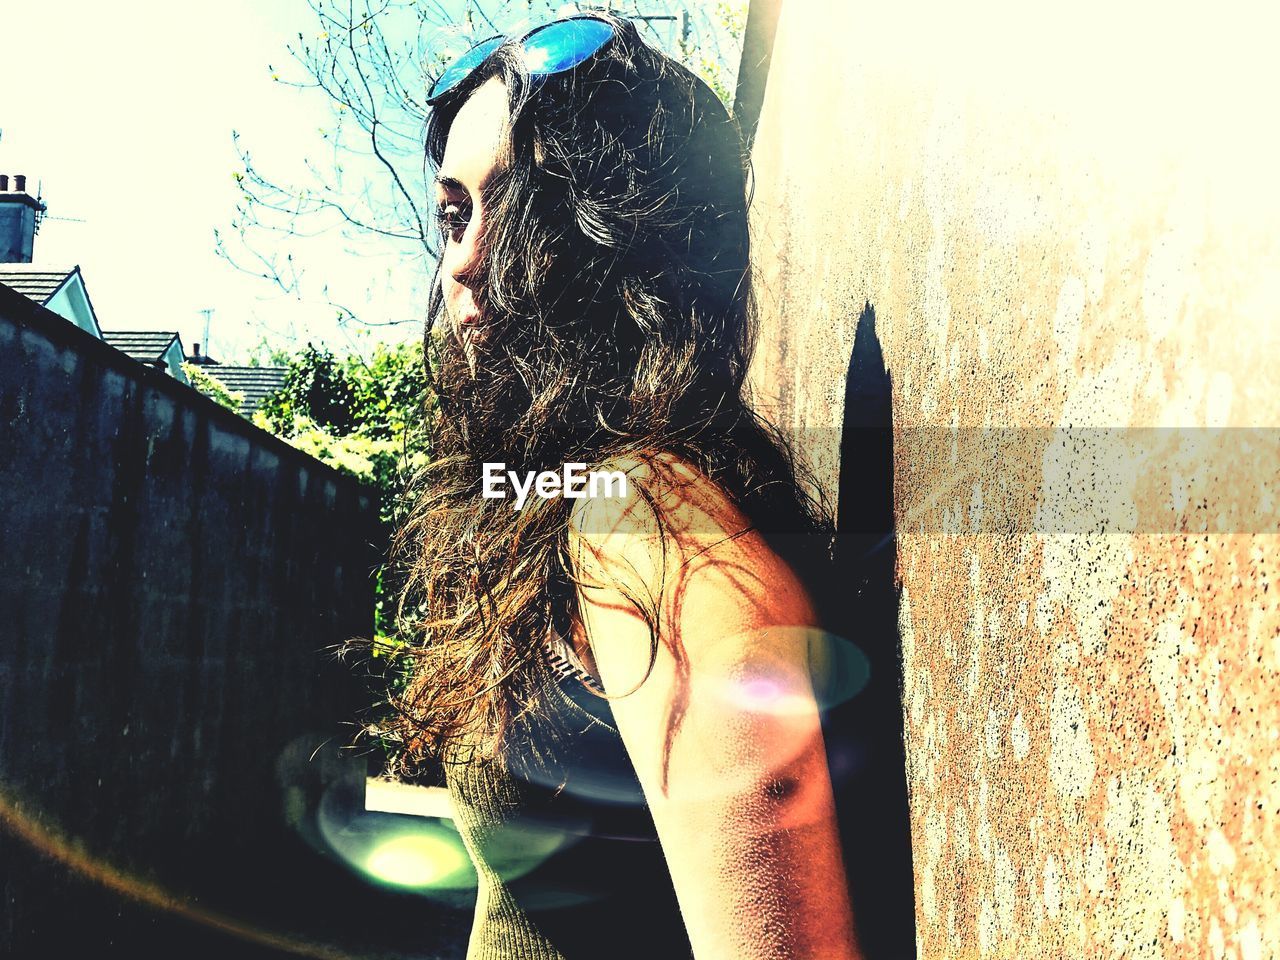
0;265;77;305
102;330;180;364
203;365;289;417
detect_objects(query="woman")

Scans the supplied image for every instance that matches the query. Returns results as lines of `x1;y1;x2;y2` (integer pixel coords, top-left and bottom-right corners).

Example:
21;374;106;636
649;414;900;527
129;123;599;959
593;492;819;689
388;12;863;959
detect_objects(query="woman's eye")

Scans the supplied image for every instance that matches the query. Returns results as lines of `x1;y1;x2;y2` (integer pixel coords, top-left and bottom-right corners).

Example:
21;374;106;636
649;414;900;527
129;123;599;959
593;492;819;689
435;202;470;243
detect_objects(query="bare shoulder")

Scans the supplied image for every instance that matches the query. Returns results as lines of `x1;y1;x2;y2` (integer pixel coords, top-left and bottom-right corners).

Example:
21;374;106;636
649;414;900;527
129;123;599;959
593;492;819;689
567;450;816;627
569;450;741;539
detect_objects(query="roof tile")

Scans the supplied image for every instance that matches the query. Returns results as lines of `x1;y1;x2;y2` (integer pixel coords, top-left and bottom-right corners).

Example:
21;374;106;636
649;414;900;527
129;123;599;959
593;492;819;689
203;365;289;416
102;330;179;363
0;266;75;304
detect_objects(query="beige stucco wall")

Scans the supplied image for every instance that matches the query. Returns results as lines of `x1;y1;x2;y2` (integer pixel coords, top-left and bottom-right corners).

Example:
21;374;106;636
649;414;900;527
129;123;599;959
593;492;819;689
747;1;1279;957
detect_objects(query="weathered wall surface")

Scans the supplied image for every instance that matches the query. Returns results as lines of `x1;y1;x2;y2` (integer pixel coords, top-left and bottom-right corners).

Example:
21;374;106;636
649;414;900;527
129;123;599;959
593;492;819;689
0;284;468;957
747;2;1279;957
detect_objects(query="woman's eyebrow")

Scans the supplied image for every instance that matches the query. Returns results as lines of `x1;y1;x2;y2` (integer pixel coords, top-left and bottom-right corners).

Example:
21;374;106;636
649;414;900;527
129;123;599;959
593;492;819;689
435;174;467;192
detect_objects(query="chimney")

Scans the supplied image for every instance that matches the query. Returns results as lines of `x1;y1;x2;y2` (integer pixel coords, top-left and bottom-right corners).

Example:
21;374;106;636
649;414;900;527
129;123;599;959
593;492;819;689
0;173;46;264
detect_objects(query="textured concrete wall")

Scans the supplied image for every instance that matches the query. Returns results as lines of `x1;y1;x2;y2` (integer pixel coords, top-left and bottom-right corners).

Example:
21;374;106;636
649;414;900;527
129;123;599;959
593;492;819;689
747;2;1279;957
0;284;469;957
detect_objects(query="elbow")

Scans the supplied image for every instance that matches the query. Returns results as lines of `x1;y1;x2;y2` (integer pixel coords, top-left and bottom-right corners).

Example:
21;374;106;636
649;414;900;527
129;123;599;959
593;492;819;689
760;773;802;805
747;762;836;834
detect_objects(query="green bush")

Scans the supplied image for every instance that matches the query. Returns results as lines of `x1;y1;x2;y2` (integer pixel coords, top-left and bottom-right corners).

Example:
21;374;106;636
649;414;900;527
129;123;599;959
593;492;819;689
254;340;432;648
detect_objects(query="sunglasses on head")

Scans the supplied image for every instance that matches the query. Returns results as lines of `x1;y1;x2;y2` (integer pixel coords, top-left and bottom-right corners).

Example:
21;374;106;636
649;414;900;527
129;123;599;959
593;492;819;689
426;15;617;105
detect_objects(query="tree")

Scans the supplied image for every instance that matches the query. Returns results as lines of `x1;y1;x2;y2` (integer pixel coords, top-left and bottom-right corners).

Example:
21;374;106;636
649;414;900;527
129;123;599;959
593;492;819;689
256;339;430;490
254;340;433;644
216;0;750;331
257;343;358;437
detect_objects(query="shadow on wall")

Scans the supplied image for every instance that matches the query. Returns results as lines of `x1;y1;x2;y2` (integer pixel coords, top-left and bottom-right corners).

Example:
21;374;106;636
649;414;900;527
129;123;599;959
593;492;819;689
827;302;918;958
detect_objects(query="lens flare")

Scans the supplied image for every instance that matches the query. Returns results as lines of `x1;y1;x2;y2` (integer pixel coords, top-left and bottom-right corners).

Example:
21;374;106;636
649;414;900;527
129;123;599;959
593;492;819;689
0;781;366;959
364;832;470;889
316;784;479;897
806;629;872;710
710;629;871;716
731;675;813;715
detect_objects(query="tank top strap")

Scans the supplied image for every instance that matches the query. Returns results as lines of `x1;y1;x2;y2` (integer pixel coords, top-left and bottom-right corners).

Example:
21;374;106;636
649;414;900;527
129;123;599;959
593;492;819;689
542;631;606;695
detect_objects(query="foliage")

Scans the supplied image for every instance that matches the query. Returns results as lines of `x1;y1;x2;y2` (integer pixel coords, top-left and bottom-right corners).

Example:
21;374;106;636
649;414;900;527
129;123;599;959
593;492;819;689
346;338;436;443
256;339;431;492
257;343;359;437
182;363;245;412
253;339;432;645
677;0;749;108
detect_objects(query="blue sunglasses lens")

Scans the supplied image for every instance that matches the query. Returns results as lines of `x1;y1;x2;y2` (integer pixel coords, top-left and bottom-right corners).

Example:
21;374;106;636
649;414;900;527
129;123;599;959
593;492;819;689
429;35;503;101
521;18;614;75
427;18;615;103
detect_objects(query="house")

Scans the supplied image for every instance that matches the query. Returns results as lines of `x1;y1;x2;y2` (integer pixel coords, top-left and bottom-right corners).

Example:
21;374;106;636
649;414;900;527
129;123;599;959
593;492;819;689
0;177;101;338
102;331;190;384
0;264;103;339
4;171;282;416
0;176;99;338
2;173;193;384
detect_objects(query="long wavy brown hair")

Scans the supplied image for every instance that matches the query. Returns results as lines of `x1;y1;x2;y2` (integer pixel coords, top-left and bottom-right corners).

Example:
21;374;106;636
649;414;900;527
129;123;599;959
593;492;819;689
378;13;831;771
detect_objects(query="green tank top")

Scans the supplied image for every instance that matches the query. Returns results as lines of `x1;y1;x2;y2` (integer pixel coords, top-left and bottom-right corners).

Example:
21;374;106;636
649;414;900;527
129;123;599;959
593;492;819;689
444;588;919;960
444;652;694;960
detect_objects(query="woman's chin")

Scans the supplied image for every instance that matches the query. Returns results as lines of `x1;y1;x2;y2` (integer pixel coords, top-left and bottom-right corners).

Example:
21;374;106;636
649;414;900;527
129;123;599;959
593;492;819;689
459;325;486;373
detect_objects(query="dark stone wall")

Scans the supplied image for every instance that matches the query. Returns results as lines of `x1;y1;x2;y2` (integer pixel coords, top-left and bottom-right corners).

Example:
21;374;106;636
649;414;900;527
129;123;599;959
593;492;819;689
0;283;468;958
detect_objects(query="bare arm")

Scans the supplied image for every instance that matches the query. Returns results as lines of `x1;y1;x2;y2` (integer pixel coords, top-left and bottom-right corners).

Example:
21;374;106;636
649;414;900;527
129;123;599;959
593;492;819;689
569;456;863;960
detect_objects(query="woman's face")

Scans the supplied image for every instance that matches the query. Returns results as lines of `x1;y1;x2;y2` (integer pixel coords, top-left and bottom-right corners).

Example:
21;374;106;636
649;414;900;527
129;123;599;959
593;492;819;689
434;76;510;360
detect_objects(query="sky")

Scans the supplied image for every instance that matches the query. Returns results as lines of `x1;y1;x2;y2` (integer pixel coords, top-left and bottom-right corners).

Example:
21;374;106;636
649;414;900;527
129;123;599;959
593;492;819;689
0;0;374;362
0;0;739;364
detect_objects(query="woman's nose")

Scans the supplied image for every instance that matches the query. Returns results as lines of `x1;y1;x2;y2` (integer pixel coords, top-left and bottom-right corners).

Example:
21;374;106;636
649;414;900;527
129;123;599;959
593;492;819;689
447;216;486;287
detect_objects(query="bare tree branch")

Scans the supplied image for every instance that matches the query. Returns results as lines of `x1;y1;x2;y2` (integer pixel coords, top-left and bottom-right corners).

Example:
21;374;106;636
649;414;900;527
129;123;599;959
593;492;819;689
346;0;428;245
217;0;748;337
